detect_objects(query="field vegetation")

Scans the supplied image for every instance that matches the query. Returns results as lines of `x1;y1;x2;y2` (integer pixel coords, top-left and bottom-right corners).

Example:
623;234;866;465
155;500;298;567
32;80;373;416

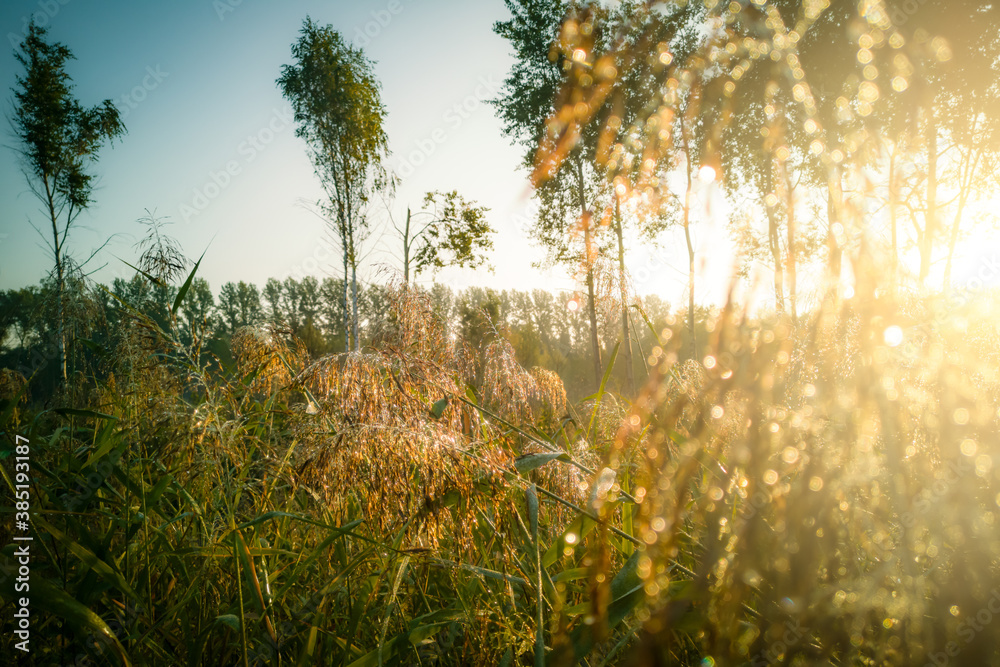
4;1;1000;665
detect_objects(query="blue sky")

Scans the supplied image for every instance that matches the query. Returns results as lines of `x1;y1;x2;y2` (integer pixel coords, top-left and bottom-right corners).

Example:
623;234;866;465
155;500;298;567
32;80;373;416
0;0;705;304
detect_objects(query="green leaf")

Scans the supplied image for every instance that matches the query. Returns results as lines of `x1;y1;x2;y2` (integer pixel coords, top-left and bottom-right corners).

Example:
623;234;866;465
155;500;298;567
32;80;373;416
622;471;635;556
542;512;599;569
346;623;450;667
514;451;569;475
35;518;140;601
551;567;589;583
144;473;174;507
429;396;449;419
526;484;539;542
608;550;642;605
0;563;131;666
116;256;166;288
667;429;687;445
565;550;646;662
587;341;620;440
379;556;411;664
236;511;363;536
525;481;545;667
54;408;118;421
632;303;663;346
76;337;108;358
215;614;240;631
410;608;464;626
346;607;461;667
432;558;529;587
83;429;123;470
172;248;208;316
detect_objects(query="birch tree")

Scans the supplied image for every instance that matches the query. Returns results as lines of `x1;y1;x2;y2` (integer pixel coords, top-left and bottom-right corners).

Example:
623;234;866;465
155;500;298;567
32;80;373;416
278;17;390;352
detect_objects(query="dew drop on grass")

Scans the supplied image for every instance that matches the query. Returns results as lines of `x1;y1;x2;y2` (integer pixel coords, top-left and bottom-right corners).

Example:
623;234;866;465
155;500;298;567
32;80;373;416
884;325;904;347
961;439;978;456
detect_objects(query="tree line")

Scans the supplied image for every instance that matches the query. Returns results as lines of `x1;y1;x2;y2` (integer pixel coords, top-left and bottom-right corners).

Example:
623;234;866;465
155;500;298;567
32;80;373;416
0;270;707;401
491;0;1000;389
7;17;496;387
8;2;999;404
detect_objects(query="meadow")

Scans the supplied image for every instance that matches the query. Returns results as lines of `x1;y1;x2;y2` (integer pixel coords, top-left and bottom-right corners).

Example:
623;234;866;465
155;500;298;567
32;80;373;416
4;272;1000;665
3;0;1000;665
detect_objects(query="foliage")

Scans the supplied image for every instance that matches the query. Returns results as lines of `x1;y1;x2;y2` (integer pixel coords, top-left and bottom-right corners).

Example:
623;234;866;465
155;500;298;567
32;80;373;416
6;2;1000;666
492;0;612;387
133;210;187;286
277;17;391;352
398;190;496;282
10;20;125;381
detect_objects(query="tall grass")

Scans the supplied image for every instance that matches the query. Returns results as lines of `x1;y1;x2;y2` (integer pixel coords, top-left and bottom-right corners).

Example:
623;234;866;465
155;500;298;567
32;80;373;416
4;2;1000;665
5;243;1000;666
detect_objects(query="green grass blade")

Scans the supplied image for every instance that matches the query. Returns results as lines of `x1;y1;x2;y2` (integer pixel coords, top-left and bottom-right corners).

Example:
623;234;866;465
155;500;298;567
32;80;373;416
172;248;208;316
587;342;620;441
0;564;131;666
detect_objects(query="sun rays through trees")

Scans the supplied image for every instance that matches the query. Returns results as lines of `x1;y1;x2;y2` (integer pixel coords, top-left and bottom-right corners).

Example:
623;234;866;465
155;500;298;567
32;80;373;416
4;2;1000;665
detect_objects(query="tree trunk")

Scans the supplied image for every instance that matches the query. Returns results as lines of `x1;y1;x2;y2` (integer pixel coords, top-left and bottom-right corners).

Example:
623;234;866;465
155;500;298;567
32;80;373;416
46;180;67;382
765;164;785;312
576;158;602;387
585;244;602;386
783;163;797;319
614;196;635;395
921;101;937;284
348;216;360;352
684;169;697;359
403;207;411;284
680;118;697;359
943;141;982;289
888;147;898;291
943;206;963;290
55;259;67;382
827;162;843;288
342;244;350;353
351;262;360;352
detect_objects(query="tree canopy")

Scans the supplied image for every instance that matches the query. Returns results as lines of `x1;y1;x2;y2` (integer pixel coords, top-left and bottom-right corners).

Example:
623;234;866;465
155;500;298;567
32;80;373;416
10;20;125;381
277;17;391;351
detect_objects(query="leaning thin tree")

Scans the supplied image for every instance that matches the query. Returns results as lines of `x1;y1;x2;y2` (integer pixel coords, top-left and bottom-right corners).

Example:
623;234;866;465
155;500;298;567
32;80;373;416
10;22;125;381
393;190;495;284
278;17;390;353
